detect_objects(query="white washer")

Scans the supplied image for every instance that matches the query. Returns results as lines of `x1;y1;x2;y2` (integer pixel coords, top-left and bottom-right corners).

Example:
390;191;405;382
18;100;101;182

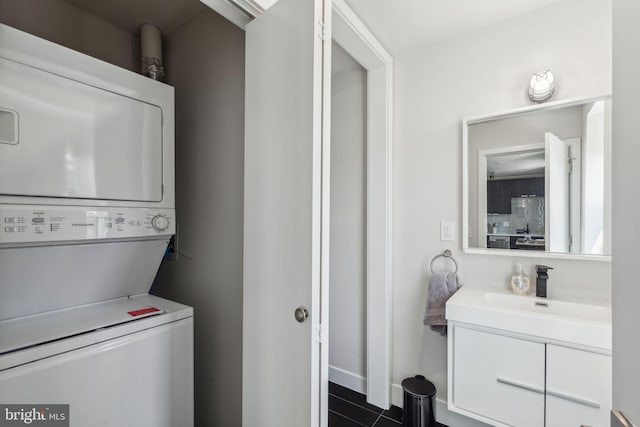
0;295;193;426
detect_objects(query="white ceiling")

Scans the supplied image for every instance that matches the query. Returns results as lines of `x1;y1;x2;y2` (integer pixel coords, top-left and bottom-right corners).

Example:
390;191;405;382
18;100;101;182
250;0;573;54
488;151;545;178
341;0;571;54
64;0;574;55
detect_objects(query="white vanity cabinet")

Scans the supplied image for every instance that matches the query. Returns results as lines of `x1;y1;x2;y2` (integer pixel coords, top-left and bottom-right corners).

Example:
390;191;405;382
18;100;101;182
448;323;612;427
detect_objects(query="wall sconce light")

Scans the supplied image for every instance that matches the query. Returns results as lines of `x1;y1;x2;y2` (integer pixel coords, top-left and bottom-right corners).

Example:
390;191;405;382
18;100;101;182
528;70;555;103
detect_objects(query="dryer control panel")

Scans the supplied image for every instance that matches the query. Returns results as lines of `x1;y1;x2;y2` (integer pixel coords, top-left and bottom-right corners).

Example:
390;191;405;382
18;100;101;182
0;205;175;244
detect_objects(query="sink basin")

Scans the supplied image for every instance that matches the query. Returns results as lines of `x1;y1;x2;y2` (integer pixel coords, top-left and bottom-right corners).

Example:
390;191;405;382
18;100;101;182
446;287;611;351
484;292;611;323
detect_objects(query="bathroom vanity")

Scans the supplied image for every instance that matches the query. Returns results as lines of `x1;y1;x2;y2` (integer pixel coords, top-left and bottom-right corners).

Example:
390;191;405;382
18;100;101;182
446;287;611;427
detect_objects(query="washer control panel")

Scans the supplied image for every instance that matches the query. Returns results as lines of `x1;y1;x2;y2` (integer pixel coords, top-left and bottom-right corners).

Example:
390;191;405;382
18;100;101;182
0;205;175;244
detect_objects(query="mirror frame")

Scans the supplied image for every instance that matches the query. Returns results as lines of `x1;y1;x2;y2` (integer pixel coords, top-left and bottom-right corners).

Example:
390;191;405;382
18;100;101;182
462;95;612;262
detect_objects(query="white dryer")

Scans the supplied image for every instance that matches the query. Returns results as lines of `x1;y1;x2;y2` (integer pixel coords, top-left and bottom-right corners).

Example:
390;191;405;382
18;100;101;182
0;24;193;426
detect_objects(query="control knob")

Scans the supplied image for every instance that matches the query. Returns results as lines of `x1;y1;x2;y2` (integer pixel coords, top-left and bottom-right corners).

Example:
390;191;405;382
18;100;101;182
151;215;169;231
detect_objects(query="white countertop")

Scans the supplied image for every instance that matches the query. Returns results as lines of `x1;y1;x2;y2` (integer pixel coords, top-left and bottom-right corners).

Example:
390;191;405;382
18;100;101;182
446;287;611;351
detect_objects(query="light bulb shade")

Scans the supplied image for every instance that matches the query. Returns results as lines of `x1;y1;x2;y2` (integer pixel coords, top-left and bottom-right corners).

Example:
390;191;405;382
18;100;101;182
528;70;555;103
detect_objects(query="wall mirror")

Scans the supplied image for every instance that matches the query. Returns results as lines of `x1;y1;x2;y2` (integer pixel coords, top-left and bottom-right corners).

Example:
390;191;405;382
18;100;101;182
463;96;612;260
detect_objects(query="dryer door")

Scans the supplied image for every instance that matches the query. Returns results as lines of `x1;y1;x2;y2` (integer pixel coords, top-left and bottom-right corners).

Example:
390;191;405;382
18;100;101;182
0;57;163;202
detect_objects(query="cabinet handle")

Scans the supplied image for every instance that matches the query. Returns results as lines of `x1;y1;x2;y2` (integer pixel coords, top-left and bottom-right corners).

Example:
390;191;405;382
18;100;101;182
496;377;544;394
546;389;600;409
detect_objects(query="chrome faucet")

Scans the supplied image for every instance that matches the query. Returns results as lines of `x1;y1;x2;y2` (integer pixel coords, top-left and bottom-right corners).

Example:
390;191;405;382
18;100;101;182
535;265;553;298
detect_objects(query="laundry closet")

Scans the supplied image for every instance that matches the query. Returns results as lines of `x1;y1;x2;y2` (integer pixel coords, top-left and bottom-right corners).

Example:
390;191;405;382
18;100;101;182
0;0;375;425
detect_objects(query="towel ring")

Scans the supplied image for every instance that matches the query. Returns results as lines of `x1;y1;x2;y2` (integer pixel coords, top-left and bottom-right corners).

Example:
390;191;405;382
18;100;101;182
430;250;458;274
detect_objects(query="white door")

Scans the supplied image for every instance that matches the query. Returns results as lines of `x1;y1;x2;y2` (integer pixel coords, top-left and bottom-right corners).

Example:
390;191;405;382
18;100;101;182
545;132;570;252
243;0;331;426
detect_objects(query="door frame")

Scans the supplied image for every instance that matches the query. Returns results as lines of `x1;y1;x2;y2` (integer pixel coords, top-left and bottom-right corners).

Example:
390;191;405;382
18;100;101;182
477;143;544;249
200;0;394;410
330;0;393;409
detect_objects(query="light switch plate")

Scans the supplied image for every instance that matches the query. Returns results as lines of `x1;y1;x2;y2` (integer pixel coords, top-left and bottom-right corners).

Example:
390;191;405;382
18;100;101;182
441;220;455;241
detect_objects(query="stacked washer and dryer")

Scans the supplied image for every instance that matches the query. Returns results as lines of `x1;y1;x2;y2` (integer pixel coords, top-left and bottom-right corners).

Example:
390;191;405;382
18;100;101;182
0;24;193;426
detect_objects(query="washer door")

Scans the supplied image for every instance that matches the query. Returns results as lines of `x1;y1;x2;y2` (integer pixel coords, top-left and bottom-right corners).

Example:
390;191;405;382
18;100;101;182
0;318;193;427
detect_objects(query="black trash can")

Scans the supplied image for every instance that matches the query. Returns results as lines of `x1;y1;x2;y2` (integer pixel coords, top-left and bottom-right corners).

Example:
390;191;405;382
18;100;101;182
401;375;436;427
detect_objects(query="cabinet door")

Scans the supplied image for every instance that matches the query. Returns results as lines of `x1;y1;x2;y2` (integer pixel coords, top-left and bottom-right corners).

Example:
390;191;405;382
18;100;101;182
452;327;545;427
546;345;612;427
487;181;501;214
512;179;528;198
501;180;513;213
529;177;545;198
487;180;511;214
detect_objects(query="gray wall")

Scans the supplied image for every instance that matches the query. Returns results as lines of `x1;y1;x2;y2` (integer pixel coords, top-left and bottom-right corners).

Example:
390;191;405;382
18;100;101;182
0;0;138;71
151;10;245;427
612;0;640;422
329;43;367;384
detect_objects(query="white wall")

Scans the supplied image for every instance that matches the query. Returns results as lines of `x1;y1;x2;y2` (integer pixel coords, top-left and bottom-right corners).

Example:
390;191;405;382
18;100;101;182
612;0;640;422
152;10;245;427
329;43;367;388
391;0;611;414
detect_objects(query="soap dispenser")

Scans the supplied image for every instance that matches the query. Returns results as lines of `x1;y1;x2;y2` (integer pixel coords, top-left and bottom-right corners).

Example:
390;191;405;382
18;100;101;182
510;263;530;295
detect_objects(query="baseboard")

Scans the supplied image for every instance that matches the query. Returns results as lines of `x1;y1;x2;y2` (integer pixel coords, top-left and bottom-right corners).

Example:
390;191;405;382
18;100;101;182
391;383;490;427
329;366;366;395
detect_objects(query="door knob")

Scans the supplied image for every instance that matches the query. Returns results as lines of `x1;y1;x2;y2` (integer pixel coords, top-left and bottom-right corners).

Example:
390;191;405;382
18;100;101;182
294;307;309;323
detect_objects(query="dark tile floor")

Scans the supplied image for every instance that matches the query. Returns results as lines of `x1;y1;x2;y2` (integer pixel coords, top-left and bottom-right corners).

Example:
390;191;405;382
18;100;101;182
328;382;447;427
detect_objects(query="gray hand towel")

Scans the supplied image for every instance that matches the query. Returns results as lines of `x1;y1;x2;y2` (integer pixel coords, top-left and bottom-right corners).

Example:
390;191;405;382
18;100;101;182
423;271;459;336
